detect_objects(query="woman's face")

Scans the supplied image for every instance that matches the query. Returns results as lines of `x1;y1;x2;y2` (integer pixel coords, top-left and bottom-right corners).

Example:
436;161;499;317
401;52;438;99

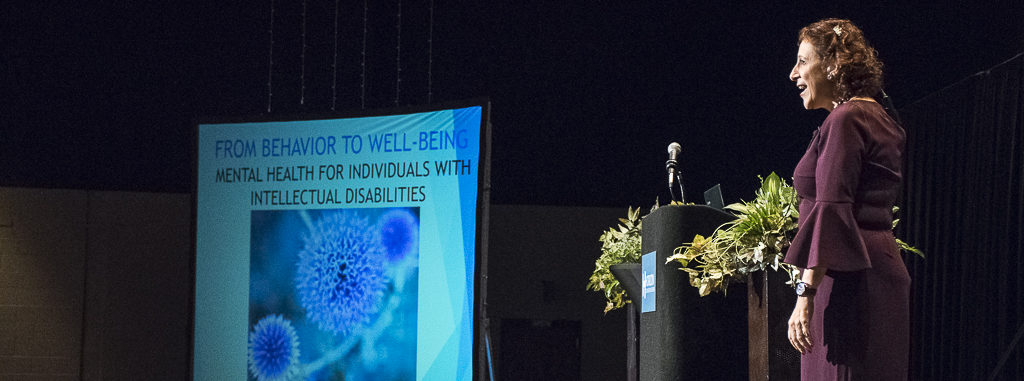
789;40;835;111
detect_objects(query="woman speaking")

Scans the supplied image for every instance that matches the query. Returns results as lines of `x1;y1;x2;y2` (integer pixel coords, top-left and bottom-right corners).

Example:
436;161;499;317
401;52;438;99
783;19;910;380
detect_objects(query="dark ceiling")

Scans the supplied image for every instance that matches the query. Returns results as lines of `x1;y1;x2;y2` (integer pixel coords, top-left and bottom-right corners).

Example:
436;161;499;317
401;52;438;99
3;2;1023;206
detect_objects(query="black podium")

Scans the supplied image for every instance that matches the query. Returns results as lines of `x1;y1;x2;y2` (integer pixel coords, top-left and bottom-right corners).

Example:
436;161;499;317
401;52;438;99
636;204;748;380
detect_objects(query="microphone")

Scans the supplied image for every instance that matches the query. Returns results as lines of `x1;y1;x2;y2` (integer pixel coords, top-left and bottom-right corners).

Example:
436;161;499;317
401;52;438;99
879;89;902;124
666;142;681;185
666;142;684;202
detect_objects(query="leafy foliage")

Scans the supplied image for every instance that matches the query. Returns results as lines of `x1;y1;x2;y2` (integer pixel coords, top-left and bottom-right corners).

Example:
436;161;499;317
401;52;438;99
587;202;658;314
893;206;925;259
667;173;923;297
667;173;801;296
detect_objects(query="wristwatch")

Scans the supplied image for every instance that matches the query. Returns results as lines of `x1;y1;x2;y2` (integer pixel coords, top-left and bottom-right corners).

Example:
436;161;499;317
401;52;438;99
795;281;817;297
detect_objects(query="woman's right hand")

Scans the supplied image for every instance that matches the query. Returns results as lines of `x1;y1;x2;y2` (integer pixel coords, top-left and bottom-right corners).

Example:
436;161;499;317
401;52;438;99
788;296;815;354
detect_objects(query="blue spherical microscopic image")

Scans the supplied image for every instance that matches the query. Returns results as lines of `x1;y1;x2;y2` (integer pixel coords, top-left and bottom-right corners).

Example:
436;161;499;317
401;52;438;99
295;210;388;335
377;208;419;262
248;314;300;381
250;207;419;380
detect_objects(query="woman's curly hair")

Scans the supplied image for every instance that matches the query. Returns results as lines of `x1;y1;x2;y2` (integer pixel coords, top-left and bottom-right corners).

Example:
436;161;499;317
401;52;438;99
799;19;884;101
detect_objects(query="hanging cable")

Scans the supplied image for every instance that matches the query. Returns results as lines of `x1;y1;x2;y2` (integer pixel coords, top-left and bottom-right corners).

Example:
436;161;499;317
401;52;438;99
300;0;307;105
395;0;402;106
428;0;434;104
331;0;340;111
361;0;368;109
266;0;275;113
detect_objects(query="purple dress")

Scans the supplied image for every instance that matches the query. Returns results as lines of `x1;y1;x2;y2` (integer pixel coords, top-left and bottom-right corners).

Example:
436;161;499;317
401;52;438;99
783;100;911;380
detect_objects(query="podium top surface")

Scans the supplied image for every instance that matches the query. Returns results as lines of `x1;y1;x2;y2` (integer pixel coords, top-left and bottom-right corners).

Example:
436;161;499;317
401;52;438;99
641;203;735;223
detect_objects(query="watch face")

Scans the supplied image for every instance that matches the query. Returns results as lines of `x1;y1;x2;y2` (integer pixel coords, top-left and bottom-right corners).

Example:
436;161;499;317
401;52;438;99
796;282;807;295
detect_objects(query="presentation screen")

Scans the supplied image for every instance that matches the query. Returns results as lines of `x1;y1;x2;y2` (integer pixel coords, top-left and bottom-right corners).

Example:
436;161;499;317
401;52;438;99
192;102;489;381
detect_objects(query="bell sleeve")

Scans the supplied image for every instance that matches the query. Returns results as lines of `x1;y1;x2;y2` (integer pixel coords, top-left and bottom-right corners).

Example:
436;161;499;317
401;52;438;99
784;108;873;271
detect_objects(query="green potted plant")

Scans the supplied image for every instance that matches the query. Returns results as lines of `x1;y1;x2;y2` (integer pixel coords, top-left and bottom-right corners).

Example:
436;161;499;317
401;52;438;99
667;172;922;297
586;202;656;313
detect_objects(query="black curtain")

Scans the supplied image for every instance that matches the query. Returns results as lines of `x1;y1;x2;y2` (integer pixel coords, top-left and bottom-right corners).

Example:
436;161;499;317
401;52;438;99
899;53;1024;380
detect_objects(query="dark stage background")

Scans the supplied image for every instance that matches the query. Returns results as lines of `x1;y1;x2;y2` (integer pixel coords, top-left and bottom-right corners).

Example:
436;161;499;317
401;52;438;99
900;53;1024;380
3;2;1024;380
4;3;1023;207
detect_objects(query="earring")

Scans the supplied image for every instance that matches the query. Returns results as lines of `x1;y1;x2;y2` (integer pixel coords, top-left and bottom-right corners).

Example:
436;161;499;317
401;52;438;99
827;73;834;80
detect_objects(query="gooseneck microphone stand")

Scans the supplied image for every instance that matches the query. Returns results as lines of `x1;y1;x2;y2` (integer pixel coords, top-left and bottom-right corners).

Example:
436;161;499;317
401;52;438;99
667;160;685;203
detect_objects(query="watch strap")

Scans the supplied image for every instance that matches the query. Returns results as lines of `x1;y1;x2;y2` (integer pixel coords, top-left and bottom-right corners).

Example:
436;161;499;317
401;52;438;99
796;281;817;297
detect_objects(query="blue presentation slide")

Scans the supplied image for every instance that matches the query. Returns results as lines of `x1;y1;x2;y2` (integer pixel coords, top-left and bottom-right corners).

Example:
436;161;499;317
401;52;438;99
194;105;485;381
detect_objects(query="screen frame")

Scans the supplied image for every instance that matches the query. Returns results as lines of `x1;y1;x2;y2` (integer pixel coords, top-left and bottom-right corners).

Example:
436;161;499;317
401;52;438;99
188;98;491;380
